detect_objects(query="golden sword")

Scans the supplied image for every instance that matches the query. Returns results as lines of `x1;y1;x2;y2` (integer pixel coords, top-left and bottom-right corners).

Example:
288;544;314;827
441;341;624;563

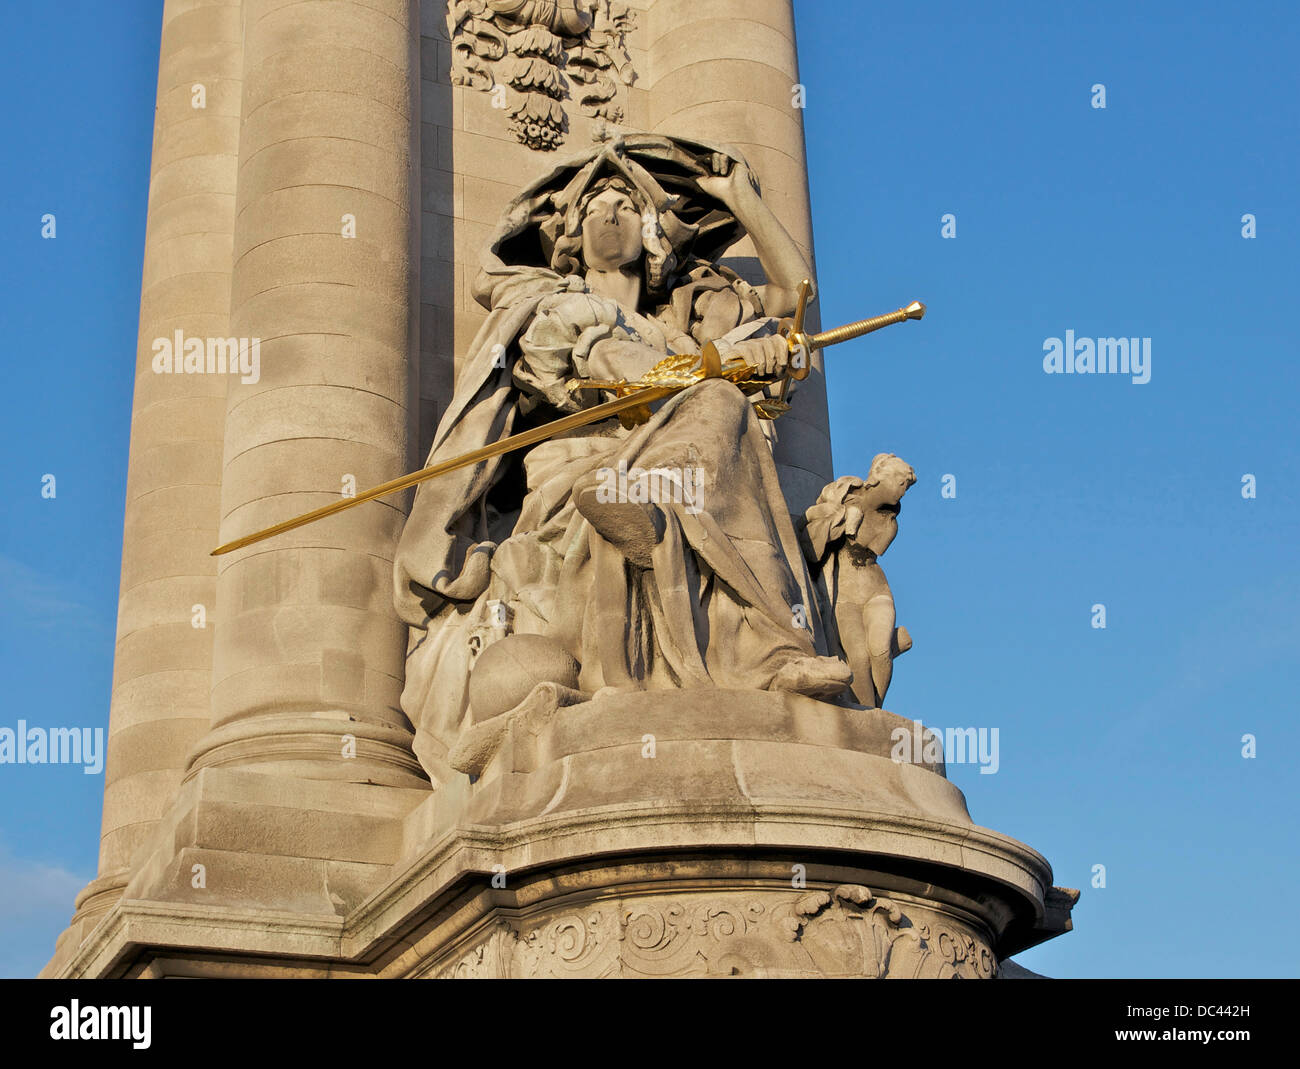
210;280;924;556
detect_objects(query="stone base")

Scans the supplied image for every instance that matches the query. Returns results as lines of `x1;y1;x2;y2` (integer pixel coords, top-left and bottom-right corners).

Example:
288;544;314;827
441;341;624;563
45;690;1075;978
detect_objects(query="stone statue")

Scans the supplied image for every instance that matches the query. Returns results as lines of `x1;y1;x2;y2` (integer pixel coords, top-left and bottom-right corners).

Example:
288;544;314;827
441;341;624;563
393;134;900;785
803;455;916;709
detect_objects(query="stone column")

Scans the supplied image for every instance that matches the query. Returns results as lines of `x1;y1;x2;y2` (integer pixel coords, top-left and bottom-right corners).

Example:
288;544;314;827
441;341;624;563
647;0;833;513
67;0;244;941
189;0;426;787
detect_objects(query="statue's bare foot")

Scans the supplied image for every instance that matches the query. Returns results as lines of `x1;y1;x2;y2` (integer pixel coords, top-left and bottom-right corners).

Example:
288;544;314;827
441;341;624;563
770;655;854;700
573;471;664;568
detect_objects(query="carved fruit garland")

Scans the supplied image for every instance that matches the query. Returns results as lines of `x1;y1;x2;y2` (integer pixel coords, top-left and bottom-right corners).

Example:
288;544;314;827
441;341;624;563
448;0;636;150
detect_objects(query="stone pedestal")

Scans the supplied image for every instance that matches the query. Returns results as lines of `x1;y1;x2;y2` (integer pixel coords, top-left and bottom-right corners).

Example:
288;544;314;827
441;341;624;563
44;691;1074;978
373;691;1073;977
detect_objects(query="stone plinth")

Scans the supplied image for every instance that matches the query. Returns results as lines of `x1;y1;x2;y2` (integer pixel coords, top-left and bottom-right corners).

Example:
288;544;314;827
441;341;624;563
44;692;1074;978
364;691;1072;977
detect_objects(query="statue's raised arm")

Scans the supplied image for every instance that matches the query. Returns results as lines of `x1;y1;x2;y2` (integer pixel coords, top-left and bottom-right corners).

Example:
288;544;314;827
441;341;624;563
694;156;814;319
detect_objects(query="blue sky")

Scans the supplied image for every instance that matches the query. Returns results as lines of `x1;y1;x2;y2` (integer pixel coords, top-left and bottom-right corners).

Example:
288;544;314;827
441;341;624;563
1;0;1296;978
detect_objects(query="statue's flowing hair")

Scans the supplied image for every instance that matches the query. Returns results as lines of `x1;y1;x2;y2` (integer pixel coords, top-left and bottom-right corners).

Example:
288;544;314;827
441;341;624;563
863;453;916;494
548;174;678;297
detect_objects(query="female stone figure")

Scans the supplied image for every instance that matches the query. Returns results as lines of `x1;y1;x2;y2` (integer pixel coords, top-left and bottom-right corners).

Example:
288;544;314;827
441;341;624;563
393;135;850;785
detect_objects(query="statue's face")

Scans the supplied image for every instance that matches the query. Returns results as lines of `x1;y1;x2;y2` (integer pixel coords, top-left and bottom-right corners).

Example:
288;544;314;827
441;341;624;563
581;187;643;272
847;464;914;557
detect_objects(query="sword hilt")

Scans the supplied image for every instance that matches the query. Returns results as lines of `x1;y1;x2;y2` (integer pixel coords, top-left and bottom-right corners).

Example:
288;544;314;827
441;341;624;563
800;300;926;351
778;285;924;402
704;284;927;415
776;277;816;400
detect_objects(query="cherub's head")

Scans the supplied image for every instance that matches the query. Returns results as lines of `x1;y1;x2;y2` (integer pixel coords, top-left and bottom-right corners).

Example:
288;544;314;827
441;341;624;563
852;453;916;556
805;453;916;560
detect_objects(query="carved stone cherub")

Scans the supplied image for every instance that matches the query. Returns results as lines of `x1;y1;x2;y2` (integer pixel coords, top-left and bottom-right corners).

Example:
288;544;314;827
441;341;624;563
804;454;917;708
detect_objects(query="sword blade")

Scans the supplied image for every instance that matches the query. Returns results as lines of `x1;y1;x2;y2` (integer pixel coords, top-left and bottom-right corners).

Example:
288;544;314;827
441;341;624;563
210;382;680;556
